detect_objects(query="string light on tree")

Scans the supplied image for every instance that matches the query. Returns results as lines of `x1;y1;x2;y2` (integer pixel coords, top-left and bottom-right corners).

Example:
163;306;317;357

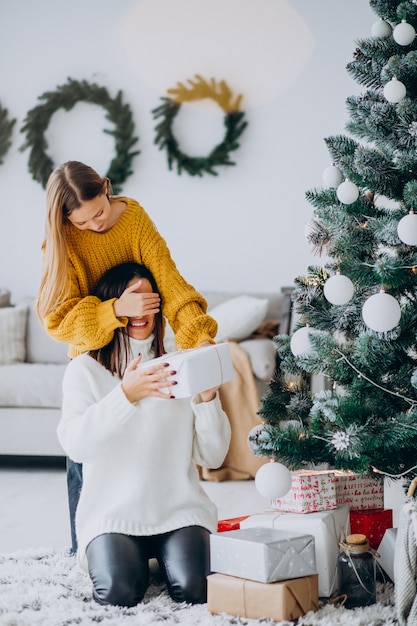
322;163;343;188
393;20;416;46
254;461;292;500
323;272;355;305
371;18;393;38
336;179;359;204
397;211;417;246
362;290;401;332
383;77;407;103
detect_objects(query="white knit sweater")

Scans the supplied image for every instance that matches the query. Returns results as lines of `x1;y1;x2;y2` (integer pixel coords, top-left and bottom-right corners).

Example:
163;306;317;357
57;335;232;570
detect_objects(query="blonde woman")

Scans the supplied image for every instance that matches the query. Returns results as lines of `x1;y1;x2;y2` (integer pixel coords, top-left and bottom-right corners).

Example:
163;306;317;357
38;161;217;553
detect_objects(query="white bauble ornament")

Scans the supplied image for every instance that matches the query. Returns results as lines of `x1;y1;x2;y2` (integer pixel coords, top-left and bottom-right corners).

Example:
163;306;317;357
393;20;416;46
397;212;417;246
247;424;267;454
290;326;312;356
322;164;343;188
362;292;401;332
255;461;292;500
371;18;393;38
336;180;359;204
383;77;406;103
323;274;355;305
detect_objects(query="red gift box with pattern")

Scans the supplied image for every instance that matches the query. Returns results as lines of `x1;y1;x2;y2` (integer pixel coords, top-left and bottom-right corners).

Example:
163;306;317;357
349;508;393;549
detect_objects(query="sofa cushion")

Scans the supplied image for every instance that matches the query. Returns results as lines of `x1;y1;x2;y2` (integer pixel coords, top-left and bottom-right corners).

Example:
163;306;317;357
202;290;283;321
209;295;269;342
0;363;67;407
0;305;29;365
26;303;70;364
239;337;277;381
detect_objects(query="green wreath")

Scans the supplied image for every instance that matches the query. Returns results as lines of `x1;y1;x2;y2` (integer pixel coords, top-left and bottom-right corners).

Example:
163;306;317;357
152;74;248;177
0;103;16;165
20;78;140;193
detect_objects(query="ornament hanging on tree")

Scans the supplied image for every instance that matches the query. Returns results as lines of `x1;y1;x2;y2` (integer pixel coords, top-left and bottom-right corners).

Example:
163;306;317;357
397;211;417;246
371;18;393;38
323;273;355;305
322;163;343;188
255;461;292;500
290;326;312;356
393;20;416;46
362;291;401;332
337;180;359;204
247;424;268;455
383;77;407;103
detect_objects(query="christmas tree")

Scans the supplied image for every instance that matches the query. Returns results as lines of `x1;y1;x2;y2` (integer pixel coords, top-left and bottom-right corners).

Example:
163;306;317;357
251;0;417;487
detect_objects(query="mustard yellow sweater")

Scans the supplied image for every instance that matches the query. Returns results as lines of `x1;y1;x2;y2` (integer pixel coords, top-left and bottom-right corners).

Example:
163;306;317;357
43;198;217;357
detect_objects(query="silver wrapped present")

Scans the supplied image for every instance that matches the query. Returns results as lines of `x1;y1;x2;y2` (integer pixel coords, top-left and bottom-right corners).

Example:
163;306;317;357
210;526;316;583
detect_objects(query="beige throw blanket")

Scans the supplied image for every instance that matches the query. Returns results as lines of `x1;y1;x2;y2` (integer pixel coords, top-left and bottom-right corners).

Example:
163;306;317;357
201;341;268;482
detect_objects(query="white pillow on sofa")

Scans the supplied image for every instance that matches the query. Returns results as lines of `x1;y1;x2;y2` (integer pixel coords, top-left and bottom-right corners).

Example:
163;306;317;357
239;337;277;381
25;302;70;364
209;295;269;342
0;305;28;365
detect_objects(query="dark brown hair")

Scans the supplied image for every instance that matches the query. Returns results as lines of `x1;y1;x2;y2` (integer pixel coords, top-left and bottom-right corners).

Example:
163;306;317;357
89;262;165;377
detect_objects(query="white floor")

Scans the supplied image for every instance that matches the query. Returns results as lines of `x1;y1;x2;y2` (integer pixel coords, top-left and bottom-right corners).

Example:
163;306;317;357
0;463;407;554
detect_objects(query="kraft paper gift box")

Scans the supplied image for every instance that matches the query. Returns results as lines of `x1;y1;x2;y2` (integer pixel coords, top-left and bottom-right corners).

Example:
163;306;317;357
333;470;384;510
137;342;234;398
217;515;249;532
210;527;316;583
375;527;397;582
270;469;339;513
350;508;393;549
207;572;319;621
240;506;350;597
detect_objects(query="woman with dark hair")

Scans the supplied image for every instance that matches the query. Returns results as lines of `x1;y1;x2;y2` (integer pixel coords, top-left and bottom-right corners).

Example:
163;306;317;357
57;262;231;608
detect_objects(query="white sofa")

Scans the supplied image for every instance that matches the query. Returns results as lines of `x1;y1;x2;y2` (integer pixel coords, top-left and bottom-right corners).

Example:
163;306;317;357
0;288;292;459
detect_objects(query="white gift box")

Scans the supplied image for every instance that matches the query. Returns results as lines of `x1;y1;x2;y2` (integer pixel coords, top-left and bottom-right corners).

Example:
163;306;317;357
210;527;316;583
271;470;339;513
137;342;234;398
241;506;350;597
375;527;397;582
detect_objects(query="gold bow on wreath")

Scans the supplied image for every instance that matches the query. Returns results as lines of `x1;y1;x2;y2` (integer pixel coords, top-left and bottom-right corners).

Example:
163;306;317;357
152;74;248;177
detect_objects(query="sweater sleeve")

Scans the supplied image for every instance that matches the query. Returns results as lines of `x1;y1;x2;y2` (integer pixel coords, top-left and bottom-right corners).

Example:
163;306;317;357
44;296;127;357
190;393;231;469
57;358;136;463
137;211;218;349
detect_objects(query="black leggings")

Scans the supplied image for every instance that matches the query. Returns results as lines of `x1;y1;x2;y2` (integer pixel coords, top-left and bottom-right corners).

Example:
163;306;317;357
86;526;211;607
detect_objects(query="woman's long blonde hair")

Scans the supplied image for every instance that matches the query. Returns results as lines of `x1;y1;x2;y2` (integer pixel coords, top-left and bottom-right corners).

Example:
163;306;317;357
37;161;110;321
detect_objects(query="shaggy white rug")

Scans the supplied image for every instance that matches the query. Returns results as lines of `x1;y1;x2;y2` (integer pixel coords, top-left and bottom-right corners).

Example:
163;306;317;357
0;547;398;626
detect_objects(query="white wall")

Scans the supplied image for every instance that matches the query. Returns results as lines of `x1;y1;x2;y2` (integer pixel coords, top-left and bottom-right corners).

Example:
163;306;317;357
0;0;375;301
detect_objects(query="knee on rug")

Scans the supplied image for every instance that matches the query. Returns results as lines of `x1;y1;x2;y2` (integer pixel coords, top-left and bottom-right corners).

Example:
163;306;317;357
166;574;207;605
92;574;146;607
